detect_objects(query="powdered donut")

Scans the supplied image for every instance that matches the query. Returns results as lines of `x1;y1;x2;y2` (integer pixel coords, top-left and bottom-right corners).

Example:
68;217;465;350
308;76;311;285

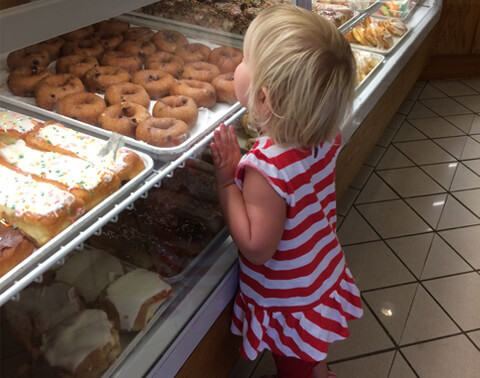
83;66;131;93
98;102;150;138
152;30;188;53
7;66;53;97
181;62;220;82
61;39;104;59
100;51;142;74
170;79;216;108
136;117;190;147
145;51;184;78
62;25;95;41
124;27;154;42
35;74;85;110
56;92;107;125
153;95;198;127
208;46;243;74
175;43;211;64
7;46;51;70
212;72;236;103
132;69;175;100
104;82;150;108
117;40;156;62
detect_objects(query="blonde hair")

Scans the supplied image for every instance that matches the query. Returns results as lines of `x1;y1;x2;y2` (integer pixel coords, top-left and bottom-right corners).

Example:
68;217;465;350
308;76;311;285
244;4;356;147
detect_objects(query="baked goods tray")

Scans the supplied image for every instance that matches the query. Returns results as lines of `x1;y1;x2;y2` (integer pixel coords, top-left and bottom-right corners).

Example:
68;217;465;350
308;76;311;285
0;106;157;307
343;14;409;54
347;1;380;12
353;47;385;91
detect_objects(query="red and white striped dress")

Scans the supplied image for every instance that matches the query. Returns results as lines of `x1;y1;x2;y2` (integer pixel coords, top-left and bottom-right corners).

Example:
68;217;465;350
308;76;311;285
231;134;363;362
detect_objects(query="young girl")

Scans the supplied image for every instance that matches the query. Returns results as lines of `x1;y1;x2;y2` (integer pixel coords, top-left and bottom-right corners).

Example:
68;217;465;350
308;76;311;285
210;5;363;378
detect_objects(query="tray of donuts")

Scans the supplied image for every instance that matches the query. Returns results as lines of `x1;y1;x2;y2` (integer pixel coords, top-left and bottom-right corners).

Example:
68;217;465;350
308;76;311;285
0;18;244;160
343;14;408;54
0;107;154;284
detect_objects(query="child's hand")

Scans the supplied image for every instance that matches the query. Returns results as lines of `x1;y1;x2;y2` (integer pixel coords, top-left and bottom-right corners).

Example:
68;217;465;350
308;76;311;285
210;123;241;190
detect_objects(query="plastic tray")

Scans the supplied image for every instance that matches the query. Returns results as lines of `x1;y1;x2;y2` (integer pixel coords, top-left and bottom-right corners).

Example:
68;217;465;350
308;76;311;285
0;105;156;306
372;0;416;20
347;1;380;12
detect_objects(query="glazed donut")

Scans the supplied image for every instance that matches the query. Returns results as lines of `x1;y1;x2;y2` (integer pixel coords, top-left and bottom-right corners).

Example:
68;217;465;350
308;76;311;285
153;95;198;127
83;66;131;93
104;82;150;108
132;69;175;100
124;27;155;42
7;66;52;97
62;25;95;41
98;102;150;138
175;43;211;64
100;51;142;74
212;73;236;103
37;37;65;60
61;39;104;59
152;30;188;53
95;19;130;34
181;62;220;82
7;46;51;71
67;56;99;78
208;46;243;74
145;51;184;78
117;40;156;62
56;92;107;125
89;31;124;51
136;117;190;147
170;79;216;108
35;74;85;110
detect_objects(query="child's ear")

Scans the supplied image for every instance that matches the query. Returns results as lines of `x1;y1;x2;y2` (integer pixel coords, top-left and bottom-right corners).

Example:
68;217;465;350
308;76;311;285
256;87;271;117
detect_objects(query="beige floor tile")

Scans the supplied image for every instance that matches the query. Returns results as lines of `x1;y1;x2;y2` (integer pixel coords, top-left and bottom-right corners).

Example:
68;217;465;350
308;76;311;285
337;207;379;245
355;173;398;204
421;98;472;117
436;194;480;230
395;140;456;166
453;188;480;217
337;187;360;216
406;102;437;119
376;146;415;170
421;162;459;190
444;113;480;134
329;351;395;378
440;225;480;268
327;306;394;362
366;145;387;167
356;200;432;239
402;335;480;378
406;84;424;100
406;194;447;229
435;136;480;160
389;352;417;378
409;117;465;138
450;163;480;191
463;159;480;175
350;164;374;190
431;80;478;96
392;121;427;142
455;95;480;113
424;272;480;331
397;99;416;115
386;114;406;131
364;284;460;345
468;330;480;349
378;128;398;147
378;167;445;198
461;78;480;92
343;240;415;291
419;83;448;99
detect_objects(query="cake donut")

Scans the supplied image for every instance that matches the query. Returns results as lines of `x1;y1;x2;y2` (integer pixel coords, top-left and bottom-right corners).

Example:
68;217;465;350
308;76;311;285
61;25;95;41
132;69;175;100
124;26;155;42
40;309;121;378
61;39;104;59
56;92;107;125
152;29;188;53
208;46;243;74
83;66;131;93
7;45;51;70
170;79;216;108
145;51;184;78
104;82;151;108
55;248;125;304
97;269;173;331
56;54;99;76
118;39;156;61
212;72;236;103
181;61;220;82
136;117;190;147
153;95;198;127
175;43;211;63
97;102;150;138
35;74;85;110
100;51;143;74
95;19;130;34
88;31;124;51
7;66;52;97
37;37;65;60
0;222;35;277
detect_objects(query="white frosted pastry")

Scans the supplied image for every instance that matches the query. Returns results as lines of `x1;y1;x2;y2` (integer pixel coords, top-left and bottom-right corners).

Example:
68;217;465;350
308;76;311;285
0;108;39;144
55;248;125;303
40;309;121;378
98;269;173;332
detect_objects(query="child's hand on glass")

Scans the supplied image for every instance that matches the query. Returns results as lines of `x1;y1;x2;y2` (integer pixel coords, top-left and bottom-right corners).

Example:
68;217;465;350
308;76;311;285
210;123;241;191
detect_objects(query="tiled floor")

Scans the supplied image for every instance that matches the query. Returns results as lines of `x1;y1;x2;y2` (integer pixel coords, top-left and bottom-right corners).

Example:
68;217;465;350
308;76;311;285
228;78;480;378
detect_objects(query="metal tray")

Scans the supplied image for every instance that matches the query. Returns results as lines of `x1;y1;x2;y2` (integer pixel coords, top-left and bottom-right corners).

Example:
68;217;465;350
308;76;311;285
353;47;385;90
0;105;156;306
0;14;244;161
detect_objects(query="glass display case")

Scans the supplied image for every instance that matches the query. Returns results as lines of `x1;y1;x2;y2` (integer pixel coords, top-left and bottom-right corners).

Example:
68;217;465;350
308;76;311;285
0;1;442;377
